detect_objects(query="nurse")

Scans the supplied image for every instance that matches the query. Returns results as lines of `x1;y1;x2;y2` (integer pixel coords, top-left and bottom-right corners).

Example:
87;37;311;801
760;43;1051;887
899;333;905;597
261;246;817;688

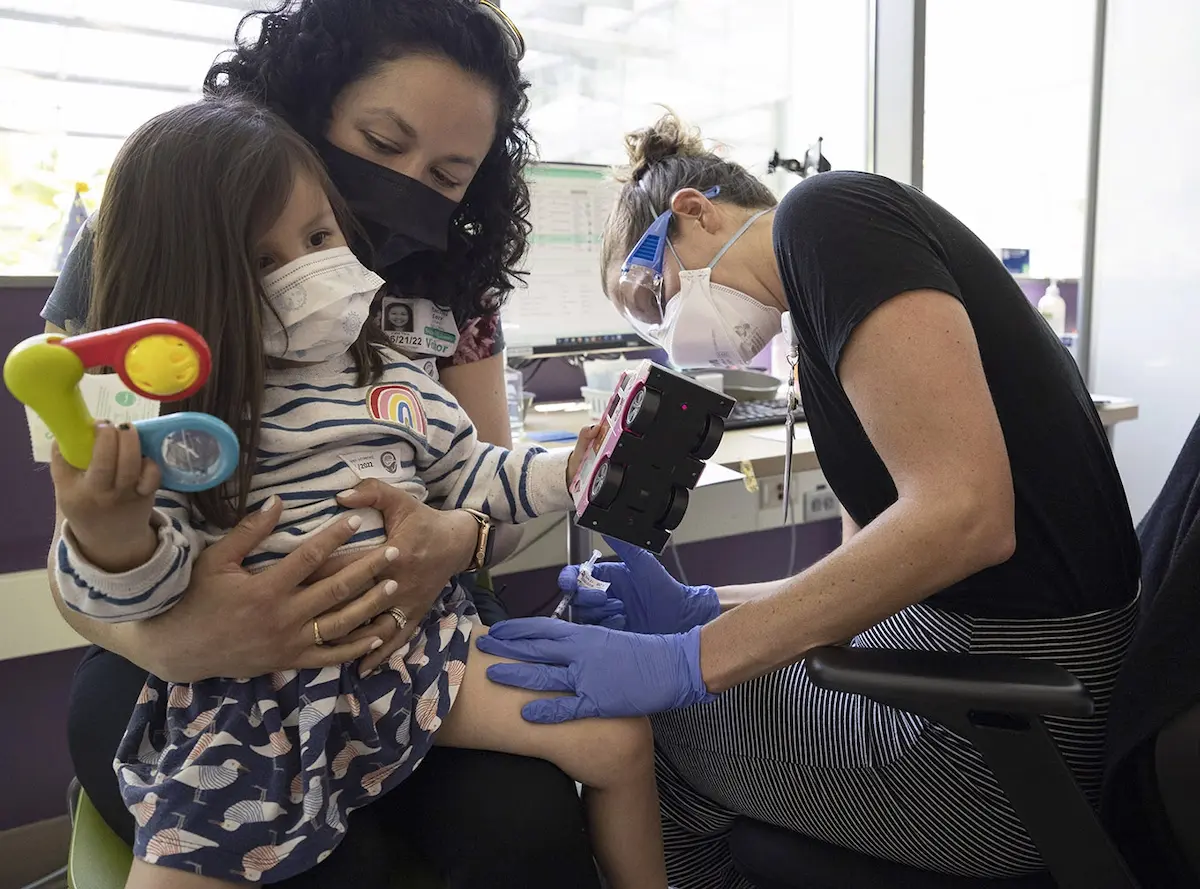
478;111;1142;885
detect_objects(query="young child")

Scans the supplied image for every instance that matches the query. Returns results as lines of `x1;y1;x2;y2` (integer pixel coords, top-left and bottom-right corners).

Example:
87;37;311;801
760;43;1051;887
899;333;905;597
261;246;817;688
50;99;667;889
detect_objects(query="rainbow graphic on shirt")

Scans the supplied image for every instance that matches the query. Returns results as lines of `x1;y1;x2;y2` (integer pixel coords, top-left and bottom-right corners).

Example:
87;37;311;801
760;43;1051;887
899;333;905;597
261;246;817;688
367;384;427;435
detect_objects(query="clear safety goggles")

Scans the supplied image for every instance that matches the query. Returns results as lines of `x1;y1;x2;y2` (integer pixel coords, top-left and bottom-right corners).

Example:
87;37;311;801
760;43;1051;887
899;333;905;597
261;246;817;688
614;186;721;342
478;1;526;61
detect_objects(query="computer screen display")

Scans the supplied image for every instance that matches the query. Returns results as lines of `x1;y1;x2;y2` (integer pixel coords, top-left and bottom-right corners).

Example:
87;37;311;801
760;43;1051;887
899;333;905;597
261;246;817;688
503;162;648;356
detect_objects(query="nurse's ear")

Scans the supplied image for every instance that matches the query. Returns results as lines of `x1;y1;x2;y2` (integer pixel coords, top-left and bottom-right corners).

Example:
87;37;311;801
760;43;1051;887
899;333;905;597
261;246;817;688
668;188;724;234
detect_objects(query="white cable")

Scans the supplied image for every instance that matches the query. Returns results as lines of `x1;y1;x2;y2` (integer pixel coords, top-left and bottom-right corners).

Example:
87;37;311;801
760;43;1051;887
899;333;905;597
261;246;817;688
669;539;691;587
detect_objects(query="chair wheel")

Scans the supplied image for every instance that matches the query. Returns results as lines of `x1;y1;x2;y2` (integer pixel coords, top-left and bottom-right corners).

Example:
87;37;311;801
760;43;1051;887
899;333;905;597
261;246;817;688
589;458;624;508
692;413;725;460
623;385;661;434
659;485;689;531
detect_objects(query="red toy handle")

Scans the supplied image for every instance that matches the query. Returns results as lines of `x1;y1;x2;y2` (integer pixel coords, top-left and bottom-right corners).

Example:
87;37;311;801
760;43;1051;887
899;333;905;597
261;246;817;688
56;319;212;402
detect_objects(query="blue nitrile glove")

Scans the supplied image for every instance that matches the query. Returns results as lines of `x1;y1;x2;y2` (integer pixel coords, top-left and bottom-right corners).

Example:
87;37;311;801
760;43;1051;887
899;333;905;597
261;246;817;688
560;536;720;635
477;619;714;723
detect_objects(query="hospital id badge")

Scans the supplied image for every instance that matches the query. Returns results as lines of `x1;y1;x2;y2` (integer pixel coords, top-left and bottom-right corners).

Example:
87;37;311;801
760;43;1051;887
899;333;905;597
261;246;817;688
379;296;460;361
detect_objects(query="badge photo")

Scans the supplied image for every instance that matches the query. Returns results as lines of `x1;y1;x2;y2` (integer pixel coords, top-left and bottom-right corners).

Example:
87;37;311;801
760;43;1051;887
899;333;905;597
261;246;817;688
381;296;415;334
377;295;460;359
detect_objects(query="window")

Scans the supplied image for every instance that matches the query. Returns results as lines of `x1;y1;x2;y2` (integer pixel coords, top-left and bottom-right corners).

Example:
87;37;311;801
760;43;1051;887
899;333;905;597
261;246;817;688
0;0;872;275
0;0;253;274
922;0;1097;280
504;0;870;184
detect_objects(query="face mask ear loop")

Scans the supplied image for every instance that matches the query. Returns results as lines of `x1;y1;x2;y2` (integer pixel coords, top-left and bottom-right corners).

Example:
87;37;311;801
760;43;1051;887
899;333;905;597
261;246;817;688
706;207;774;270
666;239;686;272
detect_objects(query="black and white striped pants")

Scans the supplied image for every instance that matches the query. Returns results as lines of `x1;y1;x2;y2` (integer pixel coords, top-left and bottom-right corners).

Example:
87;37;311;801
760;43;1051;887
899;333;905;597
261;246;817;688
651;596;1139;889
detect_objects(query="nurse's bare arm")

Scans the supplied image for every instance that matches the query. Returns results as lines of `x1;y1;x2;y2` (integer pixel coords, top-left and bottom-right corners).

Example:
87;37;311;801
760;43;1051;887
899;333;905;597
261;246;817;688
842;512;859;544
699;290;1016;692
717;507;858;614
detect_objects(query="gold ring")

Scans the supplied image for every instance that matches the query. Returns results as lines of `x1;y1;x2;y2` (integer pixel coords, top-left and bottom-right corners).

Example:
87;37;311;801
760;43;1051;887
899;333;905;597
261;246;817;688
387;607;408;631
313;619;325;646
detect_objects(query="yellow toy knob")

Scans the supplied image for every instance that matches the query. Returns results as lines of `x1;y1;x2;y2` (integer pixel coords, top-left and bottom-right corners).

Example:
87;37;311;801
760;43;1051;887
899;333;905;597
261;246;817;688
124;334;201;397
4;335;92;469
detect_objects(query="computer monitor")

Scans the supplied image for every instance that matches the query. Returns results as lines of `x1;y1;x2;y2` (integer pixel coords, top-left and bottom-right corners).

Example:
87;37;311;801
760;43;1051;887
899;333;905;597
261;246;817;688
503;162;648;357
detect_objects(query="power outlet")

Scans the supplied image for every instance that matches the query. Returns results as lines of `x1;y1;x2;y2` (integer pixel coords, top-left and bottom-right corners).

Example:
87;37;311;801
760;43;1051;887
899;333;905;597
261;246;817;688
759;476;792;511
755;471;837;529
803;485;840;523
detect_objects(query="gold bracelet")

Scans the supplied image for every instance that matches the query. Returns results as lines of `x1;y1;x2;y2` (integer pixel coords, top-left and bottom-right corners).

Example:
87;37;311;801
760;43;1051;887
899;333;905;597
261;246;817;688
461;508;492;571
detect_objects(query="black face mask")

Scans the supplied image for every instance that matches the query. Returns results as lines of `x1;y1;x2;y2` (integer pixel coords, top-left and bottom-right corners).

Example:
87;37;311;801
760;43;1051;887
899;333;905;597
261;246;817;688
319;140;459;269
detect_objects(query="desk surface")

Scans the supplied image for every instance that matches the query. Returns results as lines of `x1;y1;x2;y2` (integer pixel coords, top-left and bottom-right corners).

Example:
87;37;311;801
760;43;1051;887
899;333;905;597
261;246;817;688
0;397;1140;662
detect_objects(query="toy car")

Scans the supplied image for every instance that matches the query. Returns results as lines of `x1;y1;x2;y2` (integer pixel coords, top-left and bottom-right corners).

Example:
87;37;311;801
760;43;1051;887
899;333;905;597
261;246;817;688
569;360;735;553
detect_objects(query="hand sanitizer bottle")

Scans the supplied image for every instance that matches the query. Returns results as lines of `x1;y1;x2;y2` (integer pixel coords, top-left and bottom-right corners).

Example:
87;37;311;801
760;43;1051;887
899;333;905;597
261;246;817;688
1038;280;1067;338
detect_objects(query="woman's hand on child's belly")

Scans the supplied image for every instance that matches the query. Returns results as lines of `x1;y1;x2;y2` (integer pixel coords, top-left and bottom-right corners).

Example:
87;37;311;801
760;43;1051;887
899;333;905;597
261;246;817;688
127;500;408;682
308;479;480;676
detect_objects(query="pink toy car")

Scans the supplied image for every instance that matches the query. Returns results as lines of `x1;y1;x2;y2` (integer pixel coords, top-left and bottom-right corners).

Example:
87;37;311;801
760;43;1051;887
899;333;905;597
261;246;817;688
570;359;735;553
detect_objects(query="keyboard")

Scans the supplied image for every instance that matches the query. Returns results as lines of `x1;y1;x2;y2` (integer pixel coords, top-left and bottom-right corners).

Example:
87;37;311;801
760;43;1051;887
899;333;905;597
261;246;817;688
725;398;805;430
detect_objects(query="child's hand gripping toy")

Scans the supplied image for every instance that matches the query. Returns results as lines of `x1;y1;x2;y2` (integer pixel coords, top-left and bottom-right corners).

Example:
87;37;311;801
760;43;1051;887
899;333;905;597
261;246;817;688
569;360;735;554
4;319;239;492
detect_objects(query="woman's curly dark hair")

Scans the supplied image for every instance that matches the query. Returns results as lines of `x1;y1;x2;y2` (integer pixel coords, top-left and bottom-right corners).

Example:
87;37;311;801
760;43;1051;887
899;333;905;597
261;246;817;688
203;0;533;324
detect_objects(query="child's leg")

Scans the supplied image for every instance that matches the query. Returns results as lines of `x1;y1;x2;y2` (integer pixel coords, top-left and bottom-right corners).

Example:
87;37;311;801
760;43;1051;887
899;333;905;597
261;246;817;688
126;860;236;889
435;628;667;889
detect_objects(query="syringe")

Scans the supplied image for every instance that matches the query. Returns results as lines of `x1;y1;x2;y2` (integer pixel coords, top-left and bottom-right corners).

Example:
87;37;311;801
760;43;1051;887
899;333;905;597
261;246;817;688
552;549;607;621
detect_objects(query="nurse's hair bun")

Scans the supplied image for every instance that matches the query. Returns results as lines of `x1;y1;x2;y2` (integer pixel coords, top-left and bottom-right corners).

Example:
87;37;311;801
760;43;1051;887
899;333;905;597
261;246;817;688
622;109;709;183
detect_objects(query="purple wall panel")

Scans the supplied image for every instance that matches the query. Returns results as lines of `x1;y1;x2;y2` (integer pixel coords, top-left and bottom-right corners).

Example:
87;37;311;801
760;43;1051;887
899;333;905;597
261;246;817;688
0;287;58;574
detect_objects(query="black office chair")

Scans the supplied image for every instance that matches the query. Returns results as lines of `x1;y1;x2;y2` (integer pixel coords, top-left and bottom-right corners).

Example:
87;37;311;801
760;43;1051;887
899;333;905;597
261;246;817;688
730;648;1142;889
731;417;1200;889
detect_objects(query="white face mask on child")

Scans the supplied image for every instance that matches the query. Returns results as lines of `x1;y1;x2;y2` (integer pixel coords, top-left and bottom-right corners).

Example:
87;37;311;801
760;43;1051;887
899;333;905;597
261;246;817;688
261;247;385;363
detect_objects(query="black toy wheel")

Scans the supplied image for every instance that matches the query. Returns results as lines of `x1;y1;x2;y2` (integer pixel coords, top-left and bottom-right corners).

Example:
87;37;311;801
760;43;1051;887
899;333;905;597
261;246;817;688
589;458;624;508
659;485;690;531
692;413;725;460
623;385;661;435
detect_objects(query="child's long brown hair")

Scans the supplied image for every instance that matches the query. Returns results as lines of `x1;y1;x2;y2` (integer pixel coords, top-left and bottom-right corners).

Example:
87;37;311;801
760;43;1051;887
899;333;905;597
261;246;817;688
89;98;385;526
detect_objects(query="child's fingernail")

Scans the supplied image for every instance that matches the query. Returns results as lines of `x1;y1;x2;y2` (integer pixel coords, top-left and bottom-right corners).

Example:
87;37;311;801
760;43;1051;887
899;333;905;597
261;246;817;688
258;495;279;513
336;489;356;500
370;638;384;650
383;580;398;595
384;546;399;562
347;515;363;531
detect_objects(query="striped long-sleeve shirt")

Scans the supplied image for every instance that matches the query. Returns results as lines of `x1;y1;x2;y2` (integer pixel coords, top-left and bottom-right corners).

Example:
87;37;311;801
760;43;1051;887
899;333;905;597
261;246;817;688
56;351;572;622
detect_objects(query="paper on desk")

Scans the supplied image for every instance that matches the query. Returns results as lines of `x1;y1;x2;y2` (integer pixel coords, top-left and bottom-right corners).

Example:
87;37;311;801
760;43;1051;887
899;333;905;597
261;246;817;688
697;462;744;488
750;426;790;443
25;373;160;463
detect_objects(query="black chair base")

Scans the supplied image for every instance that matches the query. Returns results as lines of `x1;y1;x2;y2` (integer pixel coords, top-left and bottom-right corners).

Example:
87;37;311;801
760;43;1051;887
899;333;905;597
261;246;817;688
729;818;1056;889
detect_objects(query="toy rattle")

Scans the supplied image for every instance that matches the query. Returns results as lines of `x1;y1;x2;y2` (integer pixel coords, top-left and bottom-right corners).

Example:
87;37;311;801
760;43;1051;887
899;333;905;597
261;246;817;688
4;319;239;493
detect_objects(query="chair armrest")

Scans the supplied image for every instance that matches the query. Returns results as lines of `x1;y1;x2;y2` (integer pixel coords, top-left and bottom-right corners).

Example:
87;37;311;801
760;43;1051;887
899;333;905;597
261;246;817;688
806;646;1094;719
